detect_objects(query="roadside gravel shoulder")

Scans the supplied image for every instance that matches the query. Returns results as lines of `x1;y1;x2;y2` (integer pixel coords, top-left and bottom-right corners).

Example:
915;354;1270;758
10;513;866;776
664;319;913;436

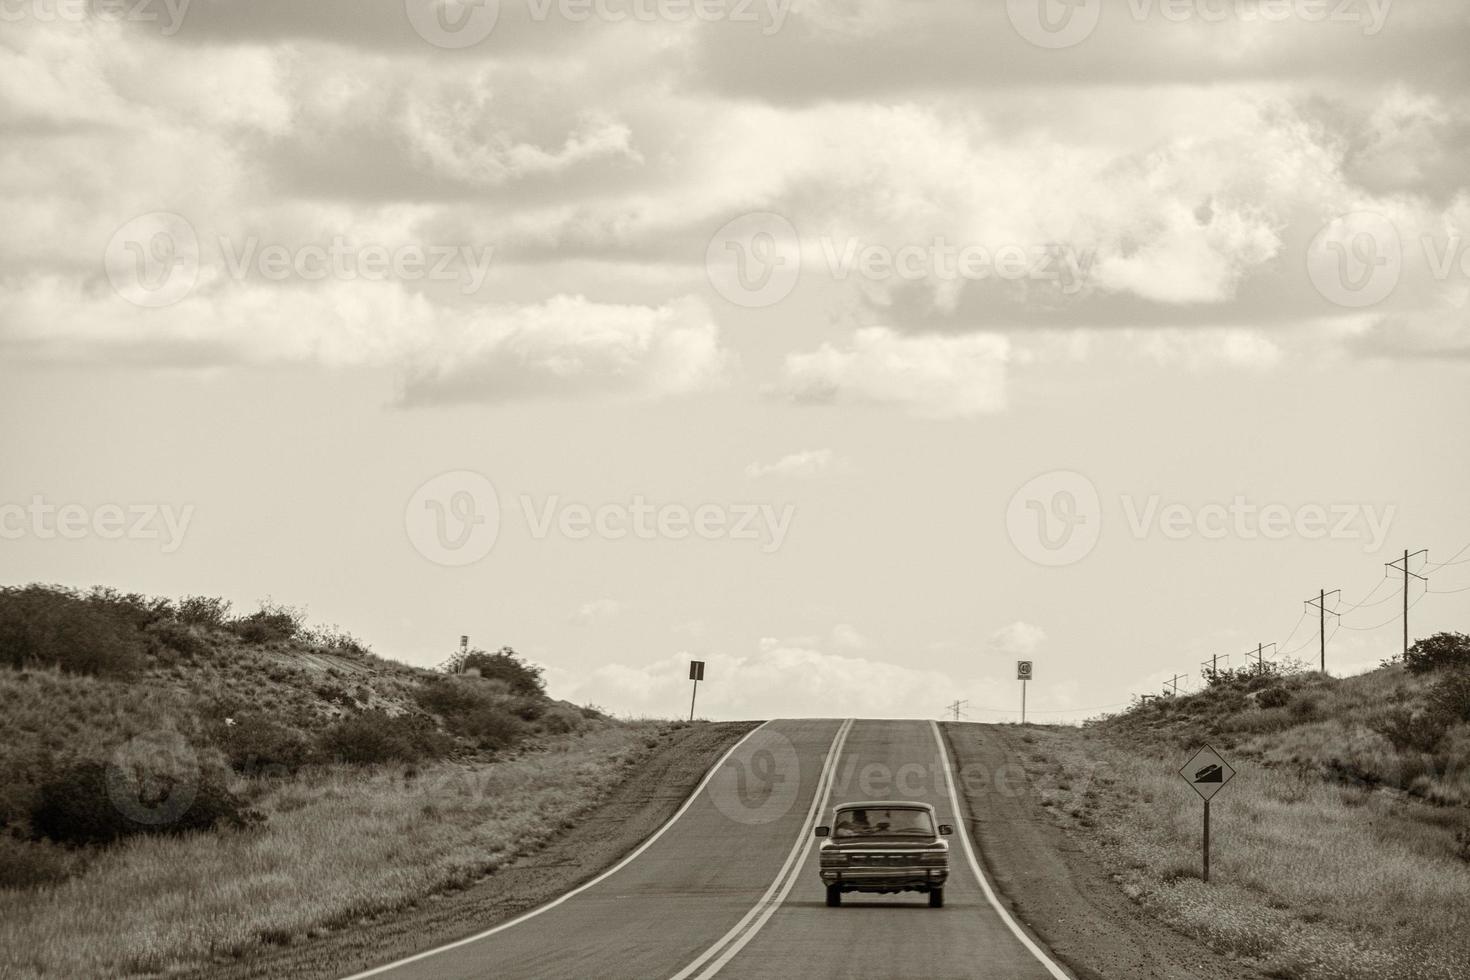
942;722;1267;980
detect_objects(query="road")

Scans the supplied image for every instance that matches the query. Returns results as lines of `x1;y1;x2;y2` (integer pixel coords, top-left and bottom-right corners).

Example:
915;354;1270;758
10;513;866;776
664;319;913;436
343;719;1070;980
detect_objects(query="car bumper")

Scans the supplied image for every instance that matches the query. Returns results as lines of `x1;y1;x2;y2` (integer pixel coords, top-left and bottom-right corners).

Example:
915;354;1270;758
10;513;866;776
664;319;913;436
820;867;949;891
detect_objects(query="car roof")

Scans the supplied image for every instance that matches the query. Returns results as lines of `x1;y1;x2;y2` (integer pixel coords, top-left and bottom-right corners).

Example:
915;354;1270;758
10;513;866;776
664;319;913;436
833;800;936;812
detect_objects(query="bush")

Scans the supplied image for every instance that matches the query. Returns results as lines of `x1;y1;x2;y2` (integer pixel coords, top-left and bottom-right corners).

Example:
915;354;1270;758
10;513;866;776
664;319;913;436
176;595;231;629
540;704;585;734
0;585;146;678
229;601;303;645
214;715;313;775
460;647;545;697
1429;672;1470;723
317;711;454;765
1258;686;1293;709
414;678;526;750
1404;632;1470;674
1370;707;1451;754
31;757;255;845
146;620;211;661
0;834;78;890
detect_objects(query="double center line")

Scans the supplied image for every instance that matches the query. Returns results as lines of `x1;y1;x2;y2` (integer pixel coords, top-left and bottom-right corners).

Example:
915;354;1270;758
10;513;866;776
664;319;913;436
667;717;855;980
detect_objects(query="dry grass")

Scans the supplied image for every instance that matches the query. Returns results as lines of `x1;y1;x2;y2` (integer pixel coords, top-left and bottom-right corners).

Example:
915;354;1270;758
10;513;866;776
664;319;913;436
0;723;665;980
1009;722;1470;980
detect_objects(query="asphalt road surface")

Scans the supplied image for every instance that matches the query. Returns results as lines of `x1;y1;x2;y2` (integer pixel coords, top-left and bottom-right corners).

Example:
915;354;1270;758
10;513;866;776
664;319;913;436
343;719;1070;980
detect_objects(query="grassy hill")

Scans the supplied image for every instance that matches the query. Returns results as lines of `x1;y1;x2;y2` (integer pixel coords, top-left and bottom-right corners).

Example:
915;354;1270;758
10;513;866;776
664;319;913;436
985;636;1470;980
0;583;681;979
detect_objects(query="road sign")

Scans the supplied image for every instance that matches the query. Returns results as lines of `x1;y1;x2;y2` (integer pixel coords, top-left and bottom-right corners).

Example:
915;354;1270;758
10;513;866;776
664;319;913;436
1179;745;1236;802
1016;660;1033;680
689;660;706;681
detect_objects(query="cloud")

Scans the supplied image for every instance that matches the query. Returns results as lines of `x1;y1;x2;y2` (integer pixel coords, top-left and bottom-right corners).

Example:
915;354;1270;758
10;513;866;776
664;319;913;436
549;642;957;720
571;598;625;626
988;622;1047;657
831;624;870;649
780;328;1009;418
744;448;845;480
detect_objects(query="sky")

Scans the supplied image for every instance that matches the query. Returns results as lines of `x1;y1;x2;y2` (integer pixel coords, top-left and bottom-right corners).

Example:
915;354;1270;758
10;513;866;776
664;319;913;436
2;0;1468;722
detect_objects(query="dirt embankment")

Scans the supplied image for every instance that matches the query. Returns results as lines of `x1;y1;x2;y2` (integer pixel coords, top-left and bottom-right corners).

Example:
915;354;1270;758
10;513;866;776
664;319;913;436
943;723;1266;980
182;720;758;980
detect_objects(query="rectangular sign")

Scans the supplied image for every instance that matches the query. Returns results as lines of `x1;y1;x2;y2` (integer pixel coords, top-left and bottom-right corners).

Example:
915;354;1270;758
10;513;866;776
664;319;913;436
689;660;705;681
1017;660;1033;680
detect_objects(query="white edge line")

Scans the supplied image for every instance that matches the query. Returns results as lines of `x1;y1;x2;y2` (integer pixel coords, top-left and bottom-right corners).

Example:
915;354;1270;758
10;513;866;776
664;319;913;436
687;717;855;980
931;720;1073;980
339;720;775;980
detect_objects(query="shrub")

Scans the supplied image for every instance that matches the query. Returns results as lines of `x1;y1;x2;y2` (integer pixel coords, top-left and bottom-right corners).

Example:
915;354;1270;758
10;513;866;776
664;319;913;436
229;601;303;645
317;711;454;765
31;758;255;845
414;678;526;750
1429;672;1470;723
214;715;313;775
176;595;232;629
0;834;78;890
0;585;146;678
540;705;585;734
1258;687;1293;709
146;620;211;661
1370;707;1450;754
460;647;545;697
1404;632;1470;674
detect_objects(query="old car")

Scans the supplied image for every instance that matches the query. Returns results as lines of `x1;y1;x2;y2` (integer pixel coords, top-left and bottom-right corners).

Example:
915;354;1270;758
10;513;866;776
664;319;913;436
813;800;952;907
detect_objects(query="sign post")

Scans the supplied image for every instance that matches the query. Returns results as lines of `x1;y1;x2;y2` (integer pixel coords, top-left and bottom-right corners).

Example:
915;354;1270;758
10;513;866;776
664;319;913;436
1016;660;1033;724
1179;745;1236;883
688;660;706;721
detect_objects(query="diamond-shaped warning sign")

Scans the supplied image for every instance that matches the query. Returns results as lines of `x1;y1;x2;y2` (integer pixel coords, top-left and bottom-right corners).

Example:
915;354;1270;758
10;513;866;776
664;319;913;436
1179;745;1236;802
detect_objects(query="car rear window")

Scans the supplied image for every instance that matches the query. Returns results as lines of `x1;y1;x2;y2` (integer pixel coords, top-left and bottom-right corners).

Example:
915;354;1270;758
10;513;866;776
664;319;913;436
832;807;935;839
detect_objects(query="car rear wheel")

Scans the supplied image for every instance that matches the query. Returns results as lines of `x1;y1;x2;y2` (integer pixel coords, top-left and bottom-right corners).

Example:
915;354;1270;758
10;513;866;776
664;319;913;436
928;887;944;908
826;885;842;907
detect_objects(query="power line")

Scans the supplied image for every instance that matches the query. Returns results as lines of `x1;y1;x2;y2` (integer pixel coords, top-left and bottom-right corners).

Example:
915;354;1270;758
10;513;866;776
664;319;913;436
1304;588;1341;674
1424;542;1470;569
1340;586;1427;631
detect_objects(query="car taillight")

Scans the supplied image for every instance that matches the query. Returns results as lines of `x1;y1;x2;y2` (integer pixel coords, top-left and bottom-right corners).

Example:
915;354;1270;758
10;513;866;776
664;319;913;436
919;848;947;866
820;850;848;866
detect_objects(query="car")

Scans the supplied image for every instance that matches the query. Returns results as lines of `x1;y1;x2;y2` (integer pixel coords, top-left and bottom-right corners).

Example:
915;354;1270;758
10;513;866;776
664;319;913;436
813;800;952;908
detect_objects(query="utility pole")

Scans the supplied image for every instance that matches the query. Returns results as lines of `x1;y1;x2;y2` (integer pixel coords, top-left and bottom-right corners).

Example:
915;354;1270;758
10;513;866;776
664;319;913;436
945;699;969;723
1201;653;1229;684
1303;590;1340;674
1385;550;1427;660
1165;674;1185;697
1244;642;1277;675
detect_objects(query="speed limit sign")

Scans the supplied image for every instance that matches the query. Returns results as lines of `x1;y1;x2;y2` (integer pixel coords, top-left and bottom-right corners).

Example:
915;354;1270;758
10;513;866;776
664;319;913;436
1017;660;1034;680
